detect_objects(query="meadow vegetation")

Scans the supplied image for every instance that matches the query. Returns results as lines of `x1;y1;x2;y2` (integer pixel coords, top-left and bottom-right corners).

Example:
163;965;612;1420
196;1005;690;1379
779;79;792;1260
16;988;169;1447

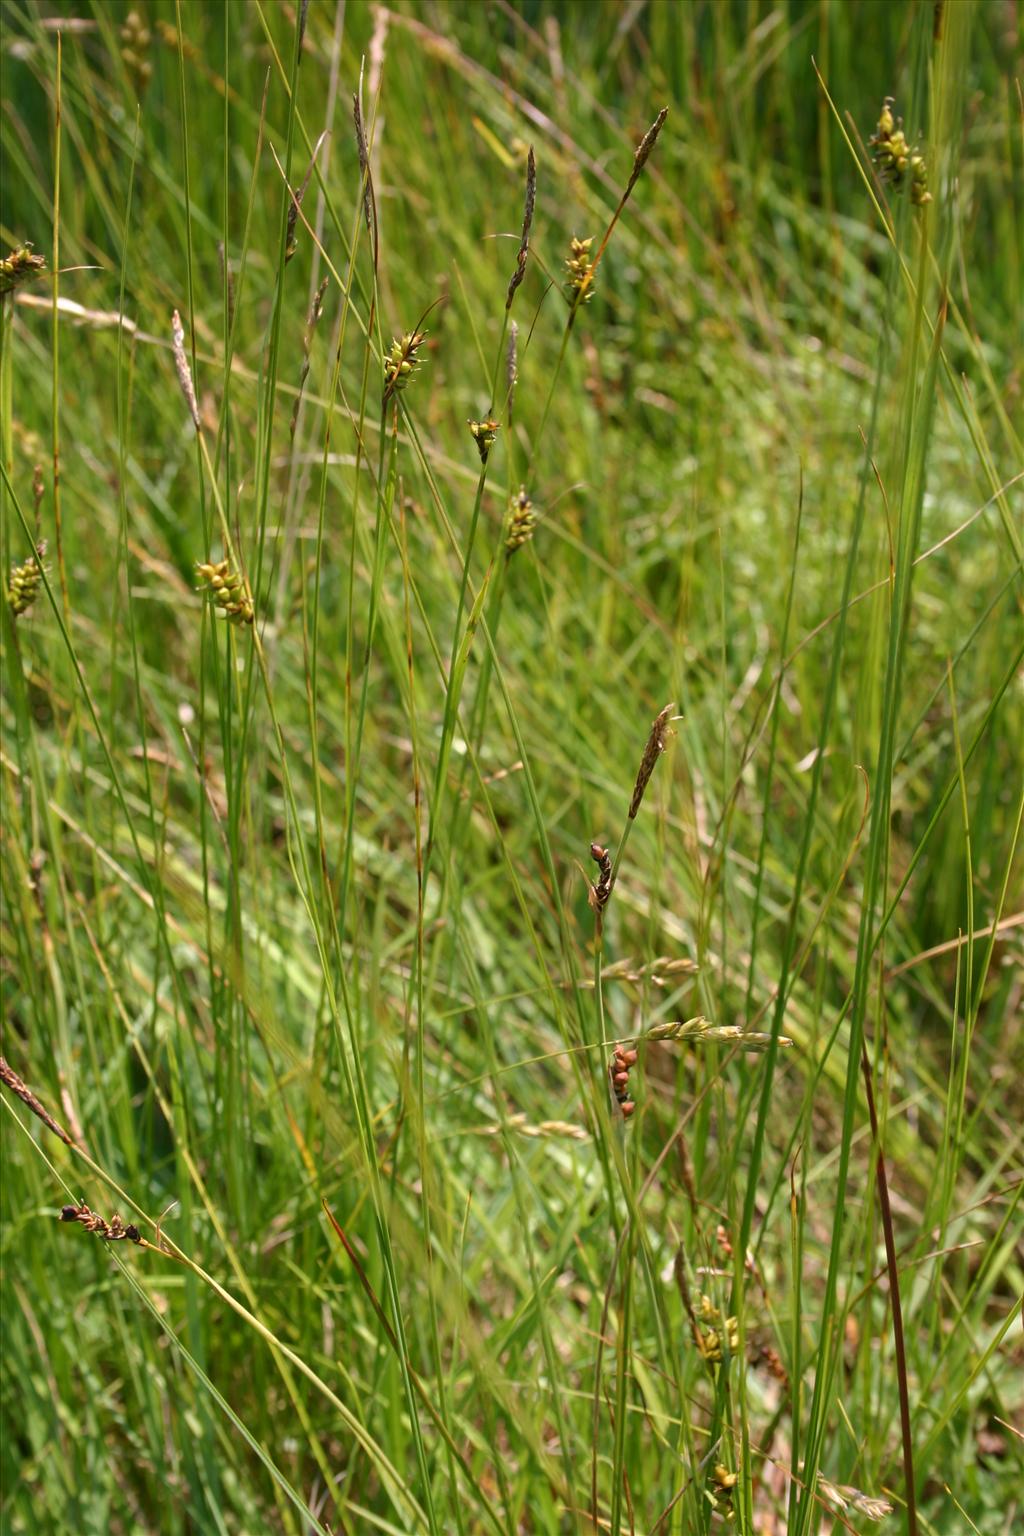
1;1;1021;1532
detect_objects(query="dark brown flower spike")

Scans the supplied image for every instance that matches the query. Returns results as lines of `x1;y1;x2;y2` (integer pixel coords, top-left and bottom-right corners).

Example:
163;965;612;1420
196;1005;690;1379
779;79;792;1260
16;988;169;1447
60;1203;142;1244
628;702;674;820
505;146;536;311
589;841;613;911
285;130;329;263
625;108;668;200
1;1056;74;1146
353;89;373;234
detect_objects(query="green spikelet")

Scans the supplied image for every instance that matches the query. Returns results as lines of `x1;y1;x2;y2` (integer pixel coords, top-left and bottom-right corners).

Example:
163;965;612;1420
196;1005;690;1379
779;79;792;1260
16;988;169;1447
505;488;536;554
383;331;427;403
0;244;46;296
565;236;596;307
7;543;47;617
869;97;931;206
467;418;499;464
196;559;254;626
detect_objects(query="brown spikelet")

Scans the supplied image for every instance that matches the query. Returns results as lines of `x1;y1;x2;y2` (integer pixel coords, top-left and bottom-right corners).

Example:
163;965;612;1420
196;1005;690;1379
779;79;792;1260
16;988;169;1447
625;108;668;199
505;145;536;310
628;701;673;819
588;841;613;911
587;108;669;288
171;309;200;429
353;91;373;233
59;1203;142;1244
285;131;329;263
297;0;310;53
1;1057;75;1146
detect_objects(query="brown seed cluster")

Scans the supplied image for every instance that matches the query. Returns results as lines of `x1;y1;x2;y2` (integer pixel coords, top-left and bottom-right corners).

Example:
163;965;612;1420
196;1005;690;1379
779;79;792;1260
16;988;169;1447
0;1055;74;1145
609;1042;638;1120
588;841;613;912
60;1203;141;1244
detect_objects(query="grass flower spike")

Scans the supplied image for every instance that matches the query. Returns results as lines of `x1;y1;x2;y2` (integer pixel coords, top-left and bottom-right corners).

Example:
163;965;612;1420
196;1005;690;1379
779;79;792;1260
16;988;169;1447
60;1203;142;1244
383;330;427;403
565;236;596;309
7;542;47;617
505;487;535;553
467;417;499;463
629;702;674;819
196;558;254;626
588;840;613;911
505;145;536;311
1;242;46;295
869;97;931;206
0;1056;74;1145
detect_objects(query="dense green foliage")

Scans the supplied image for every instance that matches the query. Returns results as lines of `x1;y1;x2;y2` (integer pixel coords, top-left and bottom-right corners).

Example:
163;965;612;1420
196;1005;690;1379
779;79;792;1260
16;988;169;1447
2;2;1021;1532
